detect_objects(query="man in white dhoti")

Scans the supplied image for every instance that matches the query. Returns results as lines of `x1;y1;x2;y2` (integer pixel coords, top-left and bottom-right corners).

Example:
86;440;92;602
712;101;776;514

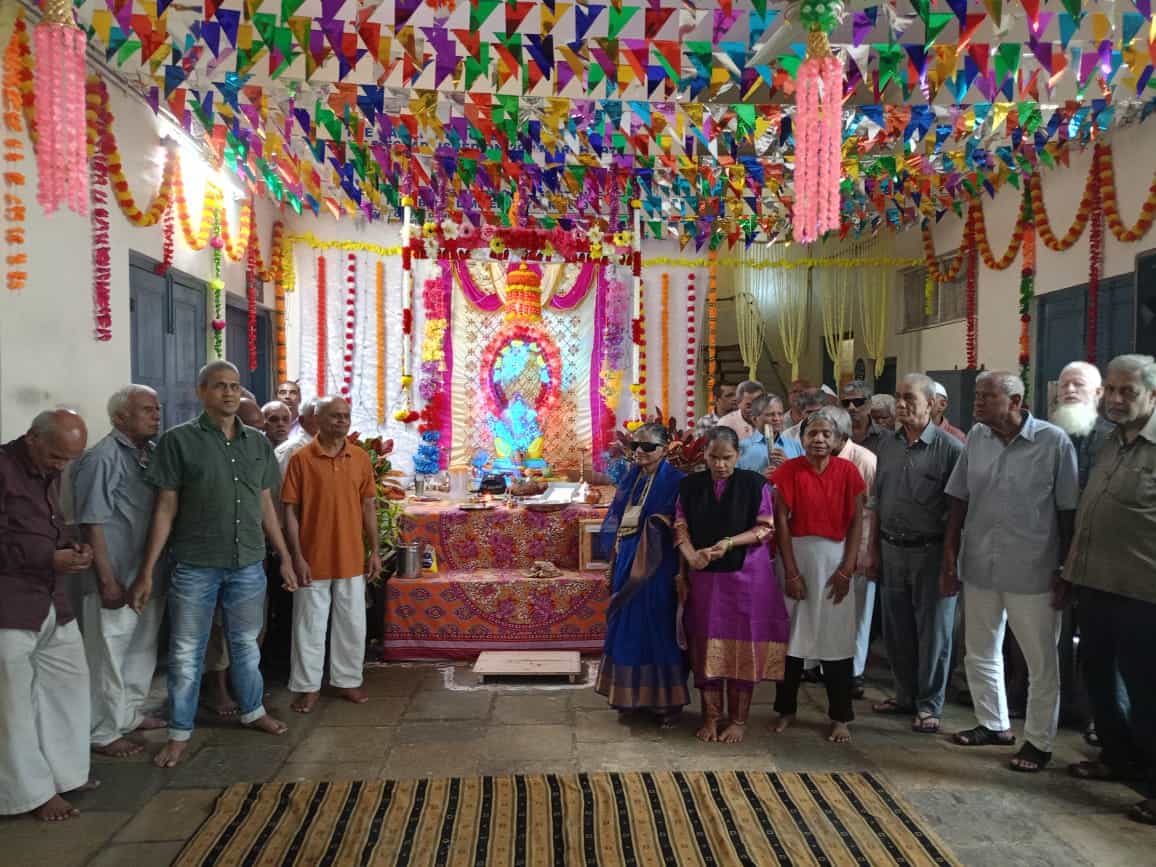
73;386;168;758
0;410;98;821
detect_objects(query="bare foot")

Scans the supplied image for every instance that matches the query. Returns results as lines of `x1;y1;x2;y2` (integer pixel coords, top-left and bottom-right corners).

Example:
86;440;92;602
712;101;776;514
334;686;369;704
32;795;79;822
696;718;720;743
243;714;289;736
153;740;189;768
827;721;852;744
93;737;143;758
134;716;167;732
717;721;747;743
291;692;321;714
770;713;794;733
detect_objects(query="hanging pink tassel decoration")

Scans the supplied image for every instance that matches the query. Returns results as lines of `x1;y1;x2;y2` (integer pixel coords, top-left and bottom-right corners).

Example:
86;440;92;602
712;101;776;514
792;5;845;244
34;0;89;217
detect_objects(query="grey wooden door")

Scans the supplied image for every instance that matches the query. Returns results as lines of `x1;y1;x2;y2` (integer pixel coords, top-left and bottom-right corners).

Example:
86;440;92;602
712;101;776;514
130;253;206;431
1034;274;1134;416
225;302;272;403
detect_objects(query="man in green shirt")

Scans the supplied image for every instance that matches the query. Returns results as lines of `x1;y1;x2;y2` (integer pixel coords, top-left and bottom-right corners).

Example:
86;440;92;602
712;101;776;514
129;361;297;769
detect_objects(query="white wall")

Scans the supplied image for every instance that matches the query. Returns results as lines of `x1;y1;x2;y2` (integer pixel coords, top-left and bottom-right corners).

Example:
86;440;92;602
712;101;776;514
0;81;278;441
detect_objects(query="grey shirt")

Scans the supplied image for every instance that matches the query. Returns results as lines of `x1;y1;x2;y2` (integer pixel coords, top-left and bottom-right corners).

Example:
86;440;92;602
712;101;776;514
72;429;166;593
873;422;963;538
945;413;1079;594
853;422;886;455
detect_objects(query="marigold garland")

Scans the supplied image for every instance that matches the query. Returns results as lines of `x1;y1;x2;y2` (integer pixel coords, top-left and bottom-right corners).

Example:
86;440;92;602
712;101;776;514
684;270;697;426
209;213;224;358
1098;142;1156;243
1031;162;1093;253
88;116;111;340
315;254;327;395
921;216;967;283
1018;184;1036;395
375;260;387;426
3;19;28;292
1087;176;1104;365
172;156;219;251
271;220;288;384
660;272;671;420
221;198;254;262
707;253;719;396
342;253;357;398
972;192;1026;271
246;243;259;372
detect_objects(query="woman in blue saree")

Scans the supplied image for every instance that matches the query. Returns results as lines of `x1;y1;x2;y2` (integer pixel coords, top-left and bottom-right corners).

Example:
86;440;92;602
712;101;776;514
594;423;689;723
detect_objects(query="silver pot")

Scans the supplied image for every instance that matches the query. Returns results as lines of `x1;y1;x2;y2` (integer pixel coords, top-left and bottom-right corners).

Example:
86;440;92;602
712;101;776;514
397;543;421;579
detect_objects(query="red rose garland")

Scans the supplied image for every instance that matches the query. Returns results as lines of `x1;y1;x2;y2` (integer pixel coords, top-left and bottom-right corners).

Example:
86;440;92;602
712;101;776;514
1087;172;1103;364
343;253;356;398
89;126;111;341
316;255;327;396
685;270;697;426
156;201;174;275
246;243;258;371
965;213;978;369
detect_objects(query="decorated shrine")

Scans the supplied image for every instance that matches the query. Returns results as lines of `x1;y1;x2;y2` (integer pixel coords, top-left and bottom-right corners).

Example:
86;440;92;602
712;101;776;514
5;1;1156;660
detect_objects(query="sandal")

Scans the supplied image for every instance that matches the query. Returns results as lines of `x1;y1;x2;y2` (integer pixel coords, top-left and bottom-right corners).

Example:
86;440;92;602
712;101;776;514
872;698;915;715
1128;800;1156;826
1009;742;1052;773
911;713;941;734
952;725;1016;747
1070;760;1143;782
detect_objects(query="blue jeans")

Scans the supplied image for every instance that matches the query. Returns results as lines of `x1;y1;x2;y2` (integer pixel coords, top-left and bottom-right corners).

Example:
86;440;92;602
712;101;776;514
880;541;957;716
167;561;267;741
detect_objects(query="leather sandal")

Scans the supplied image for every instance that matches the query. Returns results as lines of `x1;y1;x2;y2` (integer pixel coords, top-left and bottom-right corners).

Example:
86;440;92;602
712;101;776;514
952;725;1016;747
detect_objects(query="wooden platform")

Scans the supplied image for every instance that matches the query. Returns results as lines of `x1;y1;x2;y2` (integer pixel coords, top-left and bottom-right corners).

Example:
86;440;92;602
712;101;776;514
473;651;583;683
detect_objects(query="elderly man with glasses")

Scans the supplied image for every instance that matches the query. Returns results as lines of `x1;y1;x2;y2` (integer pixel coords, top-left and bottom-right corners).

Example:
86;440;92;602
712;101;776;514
841;380;885;454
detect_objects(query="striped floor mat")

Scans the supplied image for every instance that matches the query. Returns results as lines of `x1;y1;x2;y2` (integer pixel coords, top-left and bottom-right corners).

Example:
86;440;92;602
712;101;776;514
175;771;960;866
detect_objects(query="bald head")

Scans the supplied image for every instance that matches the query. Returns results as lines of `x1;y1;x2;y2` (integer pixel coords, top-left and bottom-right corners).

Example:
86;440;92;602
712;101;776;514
26;409;88;475
315;395;352;443
237;397;266;431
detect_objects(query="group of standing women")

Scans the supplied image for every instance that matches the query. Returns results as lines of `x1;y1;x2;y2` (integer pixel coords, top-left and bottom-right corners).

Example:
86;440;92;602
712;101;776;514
594;409;867;744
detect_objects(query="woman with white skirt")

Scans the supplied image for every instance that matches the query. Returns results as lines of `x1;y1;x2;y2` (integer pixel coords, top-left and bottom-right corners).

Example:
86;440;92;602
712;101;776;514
770;407;866;743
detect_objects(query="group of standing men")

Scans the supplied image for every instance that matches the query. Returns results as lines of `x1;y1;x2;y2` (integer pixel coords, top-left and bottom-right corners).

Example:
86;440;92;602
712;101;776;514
0;363;381;822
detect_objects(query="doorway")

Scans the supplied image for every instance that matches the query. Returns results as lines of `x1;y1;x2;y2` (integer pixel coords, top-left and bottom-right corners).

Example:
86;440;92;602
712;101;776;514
1034;274;1134;416
226;303;273;403
129;252;207;430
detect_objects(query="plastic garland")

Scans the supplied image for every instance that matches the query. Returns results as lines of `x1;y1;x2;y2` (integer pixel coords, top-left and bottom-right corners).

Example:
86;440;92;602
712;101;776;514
315;254;327;396
684;270;698;426
342;253;356;398
33;0;88;217
209;213;225;358
630;278;647;417
1087;178;1103;365
1018;185;1036;395
707;252;718;397
3;19;27;291
660;272;671;420
375;260;387;426
88;114;111;341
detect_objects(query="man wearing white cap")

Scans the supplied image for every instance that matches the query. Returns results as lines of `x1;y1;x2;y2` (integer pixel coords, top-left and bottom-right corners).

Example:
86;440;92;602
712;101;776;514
932;382;967;443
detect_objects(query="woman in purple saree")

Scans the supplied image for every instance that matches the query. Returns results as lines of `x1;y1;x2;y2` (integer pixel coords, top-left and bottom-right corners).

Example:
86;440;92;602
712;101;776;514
674;426;790;744
594;423;689;722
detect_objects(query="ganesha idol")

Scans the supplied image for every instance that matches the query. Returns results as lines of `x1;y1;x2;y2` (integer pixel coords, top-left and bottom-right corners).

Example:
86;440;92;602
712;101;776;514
481;264;563;476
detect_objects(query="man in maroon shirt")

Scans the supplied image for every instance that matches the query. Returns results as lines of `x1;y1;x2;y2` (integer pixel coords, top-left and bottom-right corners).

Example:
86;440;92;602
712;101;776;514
0;410;98;822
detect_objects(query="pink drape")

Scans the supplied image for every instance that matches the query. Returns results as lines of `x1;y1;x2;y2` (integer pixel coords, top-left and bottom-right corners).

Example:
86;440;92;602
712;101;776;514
547;263;597;310
453;261;504;312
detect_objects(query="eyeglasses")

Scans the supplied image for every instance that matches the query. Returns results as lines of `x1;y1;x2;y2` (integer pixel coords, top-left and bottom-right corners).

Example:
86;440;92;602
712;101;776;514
841;397;867;408
628;441;662;453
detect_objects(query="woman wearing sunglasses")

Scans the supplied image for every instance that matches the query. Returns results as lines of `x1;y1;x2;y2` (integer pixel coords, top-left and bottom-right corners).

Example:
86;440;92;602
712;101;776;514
594;423;689;725
675;426;789;744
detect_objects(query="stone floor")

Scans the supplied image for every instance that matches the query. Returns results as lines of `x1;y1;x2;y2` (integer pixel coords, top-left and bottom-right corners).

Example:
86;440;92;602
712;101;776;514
1;661;1152;866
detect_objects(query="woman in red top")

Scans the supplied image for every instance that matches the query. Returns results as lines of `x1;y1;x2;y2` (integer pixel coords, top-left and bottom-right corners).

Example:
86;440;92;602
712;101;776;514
770;407;866;744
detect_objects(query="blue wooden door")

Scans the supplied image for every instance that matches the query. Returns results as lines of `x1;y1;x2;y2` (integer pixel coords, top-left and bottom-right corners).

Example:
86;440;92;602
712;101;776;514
226;303;272;403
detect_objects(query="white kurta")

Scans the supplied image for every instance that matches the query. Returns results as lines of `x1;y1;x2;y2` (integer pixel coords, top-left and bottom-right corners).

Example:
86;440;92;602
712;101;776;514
0;607;91;815
781;537;858;661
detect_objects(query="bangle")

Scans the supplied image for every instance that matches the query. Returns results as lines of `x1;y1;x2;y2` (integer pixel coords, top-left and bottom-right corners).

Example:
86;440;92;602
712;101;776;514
723;537;733;551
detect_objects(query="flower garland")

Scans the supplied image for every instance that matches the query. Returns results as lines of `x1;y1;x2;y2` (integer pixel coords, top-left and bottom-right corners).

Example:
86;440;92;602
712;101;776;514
1087;174;1103;364
315;254;327;395
395;197;418;424
598;270;628;415
965;215;978;369
88;115;111;341
2;19;27;292
684;270;697;426
660;272;671;419
480;325;563;420
375;260;387;426
220;198;254;263
1018;184;1036;395
921;217;968;283
246;243;259;371
270;221;287;384
630;278;647;417
33;2;88;216
288;233;403;257
1098;142;1156;243
419;273;449;402
157;201;174;275
1031;158;1093;252
172;157;219;251
645;255;921;269
972;192;1026;271
707;252;719;396
209;213;225;358
342;253;356;398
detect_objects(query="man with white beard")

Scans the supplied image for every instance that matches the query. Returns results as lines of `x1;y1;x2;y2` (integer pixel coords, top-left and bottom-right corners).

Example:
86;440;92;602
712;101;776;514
1051;362;1115;490
1051;360;1116;744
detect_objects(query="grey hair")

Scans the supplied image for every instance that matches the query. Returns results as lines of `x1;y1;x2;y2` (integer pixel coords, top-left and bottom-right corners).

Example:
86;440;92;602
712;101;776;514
704;425;740;452
899;372;937;404
29;408;84;436
736;379;765;398
299;397;321;418
1107;354;1156;391
797;388;825;410
749;394;773;417
977;370;1026;400
842;379;874;399
633;421;671;445
197;359;240;388
261;400;290;415
869;394;897;413
1060;360;1103;389
106;385;157;422
802;405;852;440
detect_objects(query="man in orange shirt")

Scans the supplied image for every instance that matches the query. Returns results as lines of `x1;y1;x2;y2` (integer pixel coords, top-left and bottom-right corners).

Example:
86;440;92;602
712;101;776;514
282;396;381;714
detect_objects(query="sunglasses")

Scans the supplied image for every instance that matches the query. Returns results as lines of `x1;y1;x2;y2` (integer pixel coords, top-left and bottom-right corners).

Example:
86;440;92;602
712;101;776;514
628;441;662;453
841;397;868;408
